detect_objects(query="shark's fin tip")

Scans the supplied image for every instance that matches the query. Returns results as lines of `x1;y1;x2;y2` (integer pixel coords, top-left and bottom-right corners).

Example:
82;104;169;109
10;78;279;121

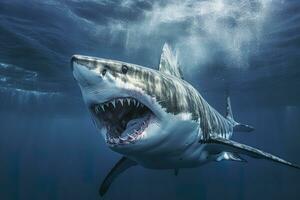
158;42;184;79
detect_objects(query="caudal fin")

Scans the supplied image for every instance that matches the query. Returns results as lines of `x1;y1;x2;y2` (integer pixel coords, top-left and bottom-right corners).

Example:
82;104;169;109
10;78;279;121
226;96;254;132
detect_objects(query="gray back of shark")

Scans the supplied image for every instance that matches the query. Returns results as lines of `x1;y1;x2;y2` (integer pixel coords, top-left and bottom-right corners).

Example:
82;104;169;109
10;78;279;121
71;43;300;197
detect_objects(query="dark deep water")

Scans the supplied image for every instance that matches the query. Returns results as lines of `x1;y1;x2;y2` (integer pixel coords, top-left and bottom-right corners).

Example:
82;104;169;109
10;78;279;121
1;0;300;199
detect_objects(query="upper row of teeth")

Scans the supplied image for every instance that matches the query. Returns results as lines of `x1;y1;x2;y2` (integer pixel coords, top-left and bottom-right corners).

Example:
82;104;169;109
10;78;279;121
95;98;144;112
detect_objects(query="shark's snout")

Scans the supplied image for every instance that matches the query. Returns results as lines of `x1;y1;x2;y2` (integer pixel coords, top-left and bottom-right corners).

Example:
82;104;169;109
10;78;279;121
70;55;78;71
71;55;90;71
71;55;103;87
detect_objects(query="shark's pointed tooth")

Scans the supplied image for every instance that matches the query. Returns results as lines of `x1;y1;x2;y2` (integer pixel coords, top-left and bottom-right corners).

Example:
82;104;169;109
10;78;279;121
101;105;105;111
112;100;116;108
127;134;135;141
128;134;134;139
126;98;130;105
136;102;140;107
119;99;123;106
132;132;137;137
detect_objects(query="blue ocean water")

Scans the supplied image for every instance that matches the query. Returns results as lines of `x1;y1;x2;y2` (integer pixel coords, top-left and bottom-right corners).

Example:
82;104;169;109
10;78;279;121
0;0;300;199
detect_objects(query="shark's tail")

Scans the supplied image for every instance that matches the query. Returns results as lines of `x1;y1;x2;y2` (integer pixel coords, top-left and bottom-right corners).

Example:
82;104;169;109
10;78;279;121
226;96;254;133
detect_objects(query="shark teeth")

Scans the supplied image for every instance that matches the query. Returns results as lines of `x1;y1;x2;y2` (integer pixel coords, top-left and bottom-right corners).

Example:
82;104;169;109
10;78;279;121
105;115;151;145
94;97;146;113
128;134;134;139
111;100;116;108
94;97;151;146
119;99;123;106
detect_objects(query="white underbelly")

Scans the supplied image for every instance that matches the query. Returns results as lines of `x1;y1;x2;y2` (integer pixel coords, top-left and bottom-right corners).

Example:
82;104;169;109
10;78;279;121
130;141;209;169
128;119;210;169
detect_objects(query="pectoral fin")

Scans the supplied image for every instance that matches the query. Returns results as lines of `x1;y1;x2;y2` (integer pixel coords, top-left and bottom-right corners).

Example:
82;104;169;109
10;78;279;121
99;157;137;196
206;136;300;169
215;152;247;162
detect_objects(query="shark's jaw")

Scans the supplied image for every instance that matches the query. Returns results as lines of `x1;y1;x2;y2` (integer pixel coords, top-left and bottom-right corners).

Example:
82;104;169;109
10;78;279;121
90;96;156;146
71;55;165;150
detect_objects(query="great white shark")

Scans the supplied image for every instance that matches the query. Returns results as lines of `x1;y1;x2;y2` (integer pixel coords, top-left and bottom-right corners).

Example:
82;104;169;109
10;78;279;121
71;43;300;196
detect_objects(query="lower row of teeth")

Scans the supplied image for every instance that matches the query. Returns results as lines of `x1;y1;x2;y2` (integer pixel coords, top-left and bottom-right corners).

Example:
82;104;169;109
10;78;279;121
107;132;143;144
107;121;148;144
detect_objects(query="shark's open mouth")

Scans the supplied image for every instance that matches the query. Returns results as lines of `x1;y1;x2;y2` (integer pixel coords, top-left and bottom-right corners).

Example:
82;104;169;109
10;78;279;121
91;97;154;145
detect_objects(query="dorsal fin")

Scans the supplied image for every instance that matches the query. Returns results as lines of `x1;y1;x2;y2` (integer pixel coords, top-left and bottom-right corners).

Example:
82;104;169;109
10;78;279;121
226;96;234;121
158;43;184;79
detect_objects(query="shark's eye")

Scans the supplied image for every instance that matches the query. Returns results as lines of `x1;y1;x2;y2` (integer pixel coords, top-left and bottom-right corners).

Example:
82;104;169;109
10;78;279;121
121;65;128;74
102;69;107;76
